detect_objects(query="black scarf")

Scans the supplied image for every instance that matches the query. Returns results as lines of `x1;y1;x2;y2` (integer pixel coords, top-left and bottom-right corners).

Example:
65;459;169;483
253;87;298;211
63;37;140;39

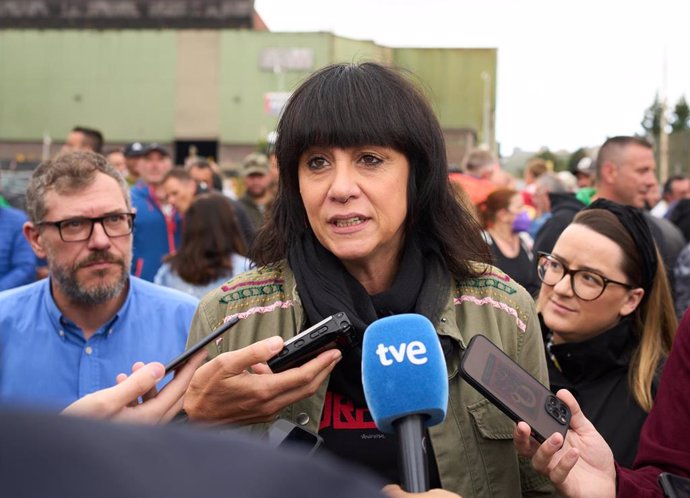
288;229;449;335
288;230;450;405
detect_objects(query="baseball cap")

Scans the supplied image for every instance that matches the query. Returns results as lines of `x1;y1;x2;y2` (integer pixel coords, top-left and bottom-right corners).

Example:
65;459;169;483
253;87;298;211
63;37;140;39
242;152;269;176
123;142;146;158
144;143;170;157
573;157;594;176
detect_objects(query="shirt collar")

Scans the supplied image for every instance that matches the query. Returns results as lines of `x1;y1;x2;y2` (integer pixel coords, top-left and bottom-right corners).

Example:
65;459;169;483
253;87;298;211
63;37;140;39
42;277;131;339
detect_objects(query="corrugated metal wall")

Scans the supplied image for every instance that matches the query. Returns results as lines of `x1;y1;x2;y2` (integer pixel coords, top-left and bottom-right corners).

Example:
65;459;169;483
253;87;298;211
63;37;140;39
0;29;496;158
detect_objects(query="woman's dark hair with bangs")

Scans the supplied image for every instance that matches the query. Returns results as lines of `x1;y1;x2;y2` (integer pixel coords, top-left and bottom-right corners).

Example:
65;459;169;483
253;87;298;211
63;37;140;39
251;62;490;279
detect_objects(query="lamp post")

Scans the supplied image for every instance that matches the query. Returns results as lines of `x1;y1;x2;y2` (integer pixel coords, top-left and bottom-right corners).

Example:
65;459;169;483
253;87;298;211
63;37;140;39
481;71;491;149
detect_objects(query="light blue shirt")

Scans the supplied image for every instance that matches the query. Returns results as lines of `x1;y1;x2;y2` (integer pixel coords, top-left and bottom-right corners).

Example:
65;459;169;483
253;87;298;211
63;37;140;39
0;276;198;411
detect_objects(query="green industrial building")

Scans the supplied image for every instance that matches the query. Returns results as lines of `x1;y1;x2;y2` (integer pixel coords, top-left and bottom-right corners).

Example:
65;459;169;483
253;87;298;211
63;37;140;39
0;4;496;169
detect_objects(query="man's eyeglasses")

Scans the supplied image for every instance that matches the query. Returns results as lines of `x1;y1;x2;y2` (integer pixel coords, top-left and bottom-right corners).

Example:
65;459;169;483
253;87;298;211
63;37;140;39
536;252;633;301
37;213;136;243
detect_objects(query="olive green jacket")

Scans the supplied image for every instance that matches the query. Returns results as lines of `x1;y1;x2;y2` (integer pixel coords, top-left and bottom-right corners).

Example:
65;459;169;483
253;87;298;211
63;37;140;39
188;261;556;497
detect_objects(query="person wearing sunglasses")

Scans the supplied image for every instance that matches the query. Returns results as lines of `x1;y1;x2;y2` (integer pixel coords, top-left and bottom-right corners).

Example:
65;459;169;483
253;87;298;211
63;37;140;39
535;198;677;468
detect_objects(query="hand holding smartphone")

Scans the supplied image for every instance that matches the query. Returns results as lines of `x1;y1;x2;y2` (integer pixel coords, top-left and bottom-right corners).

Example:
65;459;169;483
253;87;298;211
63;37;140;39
659;473;690;498
164;317;240;374
460;334;571;444
267;312;355;373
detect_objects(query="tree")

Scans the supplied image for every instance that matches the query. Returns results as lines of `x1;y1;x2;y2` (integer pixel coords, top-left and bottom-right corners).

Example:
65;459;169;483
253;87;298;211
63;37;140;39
567;147;589;172
641;93;663;140
671;95;690;132
535;149;568;172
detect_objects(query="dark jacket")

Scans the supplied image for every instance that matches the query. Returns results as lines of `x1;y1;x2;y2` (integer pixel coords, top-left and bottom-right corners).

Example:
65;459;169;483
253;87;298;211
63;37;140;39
0;409;386;498
533;193;585;256
644;213;685;277
542;316;655;468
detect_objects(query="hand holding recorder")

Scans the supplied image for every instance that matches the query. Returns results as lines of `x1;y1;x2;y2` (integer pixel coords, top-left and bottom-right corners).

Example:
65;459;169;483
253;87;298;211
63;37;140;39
184;334;342;424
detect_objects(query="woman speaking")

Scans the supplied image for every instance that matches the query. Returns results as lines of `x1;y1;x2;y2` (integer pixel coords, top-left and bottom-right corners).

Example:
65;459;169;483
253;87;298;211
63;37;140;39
182;63;555;498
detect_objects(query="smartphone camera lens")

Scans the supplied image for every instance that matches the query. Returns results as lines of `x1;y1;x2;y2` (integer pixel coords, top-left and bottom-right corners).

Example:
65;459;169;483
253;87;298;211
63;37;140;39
545;396;568;425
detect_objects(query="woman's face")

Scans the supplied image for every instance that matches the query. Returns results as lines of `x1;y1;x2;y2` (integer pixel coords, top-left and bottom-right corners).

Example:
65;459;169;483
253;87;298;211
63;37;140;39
506;194;523;220
538;224;644;343
298;145;409;276
495;193;522;226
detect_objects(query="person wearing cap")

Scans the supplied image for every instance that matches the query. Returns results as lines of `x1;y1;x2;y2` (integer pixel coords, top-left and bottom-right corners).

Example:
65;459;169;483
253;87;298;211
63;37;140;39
123;142;147;186
130;143;182;282
571;156;596;190
239;152;273;231
535;199;676;467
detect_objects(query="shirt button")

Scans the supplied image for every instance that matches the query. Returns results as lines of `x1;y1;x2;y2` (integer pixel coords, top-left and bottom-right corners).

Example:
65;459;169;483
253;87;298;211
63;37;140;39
58;330;65;337
85;346;93;355
296;413;310;426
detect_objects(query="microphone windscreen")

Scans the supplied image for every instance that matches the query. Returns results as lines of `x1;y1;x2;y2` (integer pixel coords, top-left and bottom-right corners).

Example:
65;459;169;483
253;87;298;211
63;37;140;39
362;314;448;434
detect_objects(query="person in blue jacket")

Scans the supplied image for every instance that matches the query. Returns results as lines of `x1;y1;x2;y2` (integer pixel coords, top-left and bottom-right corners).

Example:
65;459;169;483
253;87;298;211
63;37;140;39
130;143;182;281
0;202;36;291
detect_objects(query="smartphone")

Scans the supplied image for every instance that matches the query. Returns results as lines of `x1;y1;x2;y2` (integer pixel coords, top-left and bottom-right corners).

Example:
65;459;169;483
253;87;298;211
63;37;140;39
660;472;690;498
265;419;323;457
460;334;571;444
164;316;240;374
267;312;355;373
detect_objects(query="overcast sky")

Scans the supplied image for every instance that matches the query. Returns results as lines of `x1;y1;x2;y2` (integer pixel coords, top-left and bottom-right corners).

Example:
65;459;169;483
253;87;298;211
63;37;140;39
255;0;690;155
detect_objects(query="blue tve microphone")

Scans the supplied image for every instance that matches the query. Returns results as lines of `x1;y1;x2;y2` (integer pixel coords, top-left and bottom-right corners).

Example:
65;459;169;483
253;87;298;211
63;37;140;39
362;314;448;493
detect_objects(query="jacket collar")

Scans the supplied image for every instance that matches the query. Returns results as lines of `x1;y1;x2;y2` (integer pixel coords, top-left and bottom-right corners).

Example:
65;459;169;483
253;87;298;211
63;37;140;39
543;315;637;383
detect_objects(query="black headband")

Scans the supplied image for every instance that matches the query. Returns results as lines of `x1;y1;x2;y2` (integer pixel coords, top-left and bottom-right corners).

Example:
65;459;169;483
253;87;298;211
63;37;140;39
583;199;657;293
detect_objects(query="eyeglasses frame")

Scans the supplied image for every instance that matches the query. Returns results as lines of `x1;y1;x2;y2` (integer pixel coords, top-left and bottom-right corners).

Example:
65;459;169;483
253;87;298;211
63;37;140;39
36;212;136;243
536;251;634;301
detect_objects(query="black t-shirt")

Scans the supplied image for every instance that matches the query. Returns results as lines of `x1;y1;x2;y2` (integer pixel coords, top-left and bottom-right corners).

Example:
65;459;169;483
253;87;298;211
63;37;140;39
487;233;540;296
318;349;442;488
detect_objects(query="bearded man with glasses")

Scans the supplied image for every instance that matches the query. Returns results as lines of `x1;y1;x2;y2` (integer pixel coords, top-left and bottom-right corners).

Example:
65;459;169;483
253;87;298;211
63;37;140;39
535;199;677;468
0;151;198;411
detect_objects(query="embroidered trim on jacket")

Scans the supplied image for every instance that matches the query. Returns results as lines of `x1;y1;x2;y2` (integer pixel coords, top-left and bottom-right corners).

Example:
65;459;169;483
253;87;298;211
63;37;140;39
453;295;527;333
225;300;295;321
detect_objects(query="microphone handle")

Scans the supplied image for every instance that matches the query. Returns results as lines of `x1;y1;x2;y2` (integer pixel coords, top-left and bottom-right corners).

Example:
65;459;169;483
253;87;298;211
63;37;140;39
394;414;429;493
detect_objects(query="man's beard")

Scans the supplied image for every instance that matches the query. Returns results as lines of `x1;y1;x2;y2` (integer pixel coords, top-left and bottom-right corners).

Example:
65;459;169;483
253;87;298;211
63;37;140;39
51;250;129;306
247;186;267;199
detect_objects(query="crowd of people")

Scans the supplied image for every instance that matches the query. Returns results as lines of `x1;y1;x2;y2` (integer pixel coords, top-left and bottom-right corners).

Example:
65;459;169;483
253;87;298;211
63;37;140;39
1;62;690;498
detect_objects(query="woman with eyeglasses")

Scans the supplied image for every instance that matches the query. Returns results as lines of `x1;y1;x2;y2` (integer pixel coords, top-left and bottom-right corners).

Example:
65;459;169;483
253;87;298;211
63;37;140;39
535;198;677;468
